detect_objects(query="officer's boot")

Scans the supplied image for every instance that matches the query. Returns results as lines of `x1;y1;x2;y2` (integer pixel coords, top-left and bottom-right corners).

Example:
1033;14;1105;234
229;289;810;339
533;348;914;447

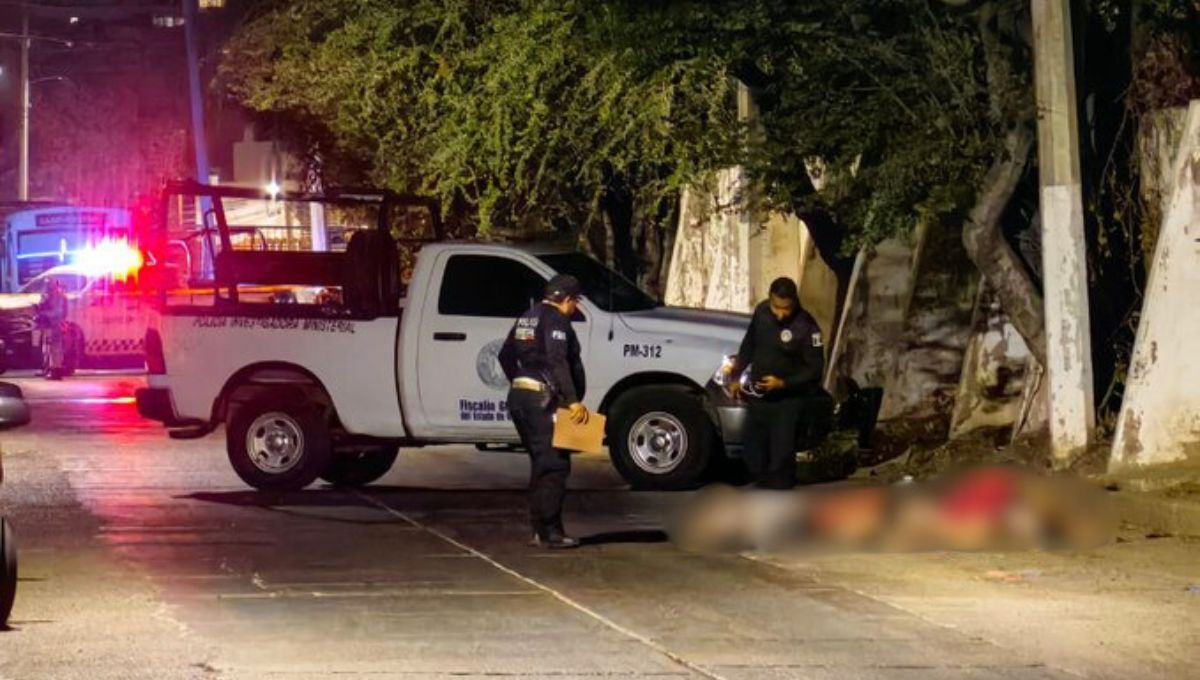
530;519;580;550
547;519;580;549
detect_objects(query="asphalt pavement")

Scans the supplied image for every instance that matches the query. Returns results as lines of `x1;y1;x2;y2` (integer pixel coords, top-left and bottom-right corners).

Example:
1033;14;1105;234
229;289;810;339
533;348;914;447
0;374;1193;680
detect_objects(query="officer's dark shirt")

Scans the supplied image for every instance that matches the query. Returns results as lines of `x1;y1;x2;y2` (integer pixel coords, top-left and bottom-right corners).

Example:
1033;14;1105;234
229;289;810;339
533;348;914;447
734;301;824;397
498;302;586;404
38;288;68;323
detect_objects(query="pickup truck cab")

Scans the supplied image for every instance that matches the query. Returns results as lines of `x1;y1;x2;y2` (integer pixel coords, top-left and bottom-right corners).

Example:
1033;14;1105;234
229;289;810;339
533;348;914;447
137;183;750;491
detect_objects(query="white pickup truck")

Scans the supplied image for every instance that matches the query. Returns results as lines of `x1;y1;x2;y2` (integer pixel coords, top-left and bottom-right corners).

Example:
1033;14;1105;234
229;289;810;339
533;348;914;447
136;183;754;491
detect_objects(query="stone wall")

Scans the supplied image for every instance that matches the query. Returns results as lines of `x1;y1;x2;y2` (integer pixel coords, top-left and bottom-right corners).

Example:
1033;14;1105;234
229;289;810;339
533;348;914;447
879;222;980;421
664;170;754;313
949;285;1036;437
666;173;1039;440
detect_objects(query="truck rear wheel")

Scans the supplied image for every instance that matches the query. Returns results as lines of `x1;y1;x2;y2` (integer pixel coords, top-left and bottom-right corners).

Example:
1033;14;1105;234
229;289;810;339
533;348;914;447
226;394;332;492
608;387;715;490
1;518;16;626
320;446;399;487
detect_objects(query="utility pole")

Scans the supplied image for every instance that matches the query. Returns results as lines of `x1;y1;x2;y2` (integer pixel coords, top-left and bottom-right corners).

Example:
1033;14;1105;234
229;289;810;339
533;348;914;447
18;11;30;200
183;0;210;187
182;0;215;277
1032;0;1095;461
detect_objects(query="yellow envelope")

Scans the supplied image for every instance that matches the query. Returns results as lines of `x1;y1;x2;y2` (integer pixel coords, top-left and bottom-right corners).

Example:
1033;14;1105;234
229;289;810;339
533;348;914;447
552;409;607;454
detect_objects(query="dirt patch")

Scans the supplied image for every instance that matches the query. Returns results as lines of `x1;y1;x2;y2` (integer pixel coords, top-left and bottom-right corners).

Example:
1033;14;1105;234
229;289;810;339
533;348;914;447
1161;480;1200;499
860;421;1111;483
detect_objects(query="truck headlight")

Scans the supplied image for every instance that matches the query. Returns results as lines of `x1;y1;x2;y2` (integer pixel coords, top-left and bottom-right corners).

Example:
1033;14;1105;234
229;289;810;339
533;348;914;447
712;355;737;388
711;355;762;399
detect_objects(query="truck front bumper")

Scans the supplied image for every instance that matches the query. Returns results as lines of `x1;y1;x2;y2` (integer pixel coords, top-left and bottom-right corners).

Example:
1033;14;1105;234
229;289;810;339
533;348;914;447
706;382;747;450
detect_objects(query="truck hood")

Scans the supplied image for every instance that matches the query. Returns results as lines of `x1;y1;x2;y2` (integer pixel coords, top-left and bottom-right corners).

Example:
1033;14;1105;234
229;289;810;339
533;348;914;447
619;306;750;345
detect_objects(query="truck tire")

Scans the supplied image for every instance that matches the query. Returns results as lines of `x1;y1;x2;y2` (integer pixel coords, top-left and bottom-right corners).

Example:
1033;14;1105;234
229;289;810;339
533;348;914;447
608;387;715;490
320;446;399;487
226;394;332;492
1;518;16;627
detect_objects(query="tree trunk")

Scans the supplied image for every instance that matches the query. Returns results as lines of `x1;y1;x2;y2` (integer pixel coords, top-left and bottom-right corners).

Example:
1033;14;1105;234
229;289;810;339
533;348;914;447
961;124;1046;365
602;181;638;282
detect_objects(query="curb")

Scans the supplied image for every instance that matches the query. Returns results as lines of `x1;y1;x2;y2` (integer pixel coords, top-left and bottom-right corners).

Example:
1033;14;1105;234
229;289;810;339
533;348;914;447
1111;491;1200;538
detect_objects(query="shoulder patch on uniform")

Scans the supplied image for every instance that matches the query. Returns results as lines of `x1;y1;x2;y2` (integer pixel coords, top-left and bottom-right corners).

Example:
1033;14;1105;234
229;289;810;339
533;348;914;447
551;330;568;341
811;332;823;348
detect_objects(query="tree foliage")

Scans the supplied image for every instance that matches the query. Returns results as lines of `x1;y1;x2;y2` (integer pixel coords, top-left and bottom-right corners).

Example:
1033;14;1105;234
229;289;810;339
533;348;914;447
222;0;1196;321
29;79;188;205
220;0;741;237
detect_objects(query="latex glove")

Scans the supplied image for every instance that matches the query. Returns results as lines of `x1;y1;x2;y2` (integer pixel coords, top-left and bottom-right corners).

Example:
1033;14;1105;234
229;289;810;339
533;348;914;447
567;402;590;424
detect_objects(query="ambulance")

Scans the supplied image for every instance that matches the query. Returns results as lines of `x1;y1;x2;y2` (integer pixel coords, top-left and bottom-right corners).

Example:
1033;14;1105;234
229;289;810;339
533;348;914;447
0;207;149;372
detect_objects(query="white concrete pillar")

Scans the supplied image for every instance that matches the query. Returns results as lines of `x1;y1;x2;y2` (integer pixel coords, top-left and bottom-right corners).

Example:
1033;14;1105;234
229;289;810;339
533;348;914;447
1033;0;1095;459
1111;101;1200;468
309;202;328;252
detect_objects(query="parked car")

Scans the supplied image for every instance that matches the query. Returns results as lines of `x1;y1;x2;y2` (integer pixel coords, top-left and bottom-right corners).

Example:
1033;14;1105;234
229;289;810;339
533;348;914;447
0;263;148;375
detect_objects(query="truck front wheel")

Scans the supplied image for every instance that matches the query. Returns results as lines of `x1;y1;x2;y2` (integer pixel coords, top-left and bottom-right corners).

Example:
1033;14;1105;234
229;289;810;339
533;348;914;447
608;387;715;490
226;394;332;491
320;446;399;487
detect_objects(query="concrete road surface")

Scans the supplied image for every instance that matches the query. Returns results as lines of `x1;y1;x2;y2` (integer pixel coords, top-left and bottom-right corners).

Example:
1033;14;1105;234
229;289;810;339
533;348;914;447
0;375;1195;680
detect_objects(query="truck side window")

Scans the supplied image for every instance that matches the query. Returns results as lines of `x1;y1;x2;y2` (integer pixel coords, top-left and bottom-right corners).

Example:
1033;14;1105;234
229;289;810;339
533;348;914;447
438;255;545;318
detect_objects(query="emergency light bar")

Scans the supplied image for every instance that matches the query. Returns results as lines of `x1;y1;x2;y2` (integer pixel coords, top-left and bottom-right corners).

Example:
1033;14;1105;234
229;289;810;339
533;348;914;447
73;238;144;280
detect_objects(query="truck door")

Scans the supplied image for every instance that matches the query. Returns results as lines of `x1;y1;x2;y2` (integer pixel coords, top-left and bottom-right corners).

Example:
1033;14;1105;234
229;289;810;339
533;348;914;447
416;252;589;438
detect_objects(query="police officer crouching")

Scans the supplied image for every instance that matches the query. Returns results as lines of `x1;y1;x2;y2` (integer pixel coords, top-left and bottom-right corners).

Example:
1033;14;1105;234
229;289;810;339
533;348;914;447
727;277;833;490
499;274;590;549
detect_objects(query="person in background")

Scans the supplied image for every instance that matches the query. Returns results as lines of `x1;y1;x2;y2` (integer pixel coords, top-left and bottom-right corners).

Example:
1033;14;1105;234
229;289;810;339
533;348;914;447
37;278;69;381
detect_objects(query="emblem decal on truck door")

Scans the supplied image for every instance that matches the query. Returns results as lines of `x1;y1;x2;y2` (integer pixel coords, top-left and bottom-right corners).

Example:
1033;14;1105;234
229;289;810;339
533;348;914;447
476;339;510;390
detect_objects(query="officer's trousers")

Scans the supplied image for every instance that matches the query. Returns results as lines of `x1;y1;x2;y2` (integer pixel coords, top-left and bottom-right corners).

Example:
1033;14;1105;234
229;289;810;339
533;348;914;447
43;323;64;371
744;390;834;490
507;388;572;536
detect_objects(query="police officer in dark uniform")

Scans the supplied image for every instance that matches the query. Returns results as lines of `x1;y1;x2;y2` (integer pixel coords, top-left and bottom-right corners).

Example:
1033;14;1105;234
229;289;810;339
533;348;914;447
37;278;69;381
499;274;590;549
726;277;831;490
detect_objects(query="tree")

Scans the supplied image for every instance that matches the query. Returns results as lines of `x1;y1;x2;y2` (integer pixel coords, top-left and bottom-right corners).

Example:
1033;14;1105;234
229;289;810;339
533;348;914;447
219;0;743;289
222;0;1197;375
27;78;188;205
602;0;1046;357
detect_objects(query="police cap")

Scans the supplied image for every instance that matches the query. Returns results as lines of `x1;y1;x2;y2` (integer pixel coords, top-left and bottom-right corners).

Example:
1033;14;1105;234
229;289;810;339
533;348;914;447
545;274;583;303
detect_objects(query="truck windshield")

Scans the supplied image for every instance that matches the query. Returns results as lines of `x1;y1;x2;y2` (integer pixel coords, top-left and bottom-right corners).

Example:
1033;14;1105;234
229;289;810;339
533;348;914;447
538;253;659;312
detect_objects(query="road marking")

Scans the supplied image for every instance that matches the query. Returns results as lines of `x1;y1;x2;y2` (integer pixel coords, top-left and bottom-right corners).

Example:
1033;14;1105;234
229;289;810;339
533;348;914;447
218;589;542;600
355;490;728;680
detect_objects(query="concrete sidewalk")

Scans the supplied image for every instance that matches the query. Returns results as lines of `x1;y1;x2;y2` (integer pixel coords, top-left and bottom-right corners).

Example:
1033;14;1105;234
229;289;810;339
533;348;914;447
754;531;1200;680
1102;461;1200;538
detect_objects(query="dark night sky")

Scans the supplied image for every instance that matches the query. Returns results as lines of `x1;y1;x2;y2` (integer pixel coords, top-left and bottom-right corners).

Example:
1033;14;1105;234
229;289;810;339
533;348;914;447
0;1;250;202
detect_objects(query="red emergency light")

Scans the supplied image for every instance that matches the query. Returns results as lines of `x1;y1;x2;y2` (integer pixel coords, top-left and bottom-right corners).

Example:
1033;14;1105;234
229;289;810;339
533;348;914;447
73;238;144;281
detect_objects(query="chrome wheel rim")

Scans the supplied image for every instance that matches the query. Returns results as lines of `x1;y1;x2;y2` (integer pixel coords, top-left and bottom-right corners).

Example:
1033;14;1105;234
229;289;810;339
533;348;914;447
246;412;305;474
627;412;688;474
